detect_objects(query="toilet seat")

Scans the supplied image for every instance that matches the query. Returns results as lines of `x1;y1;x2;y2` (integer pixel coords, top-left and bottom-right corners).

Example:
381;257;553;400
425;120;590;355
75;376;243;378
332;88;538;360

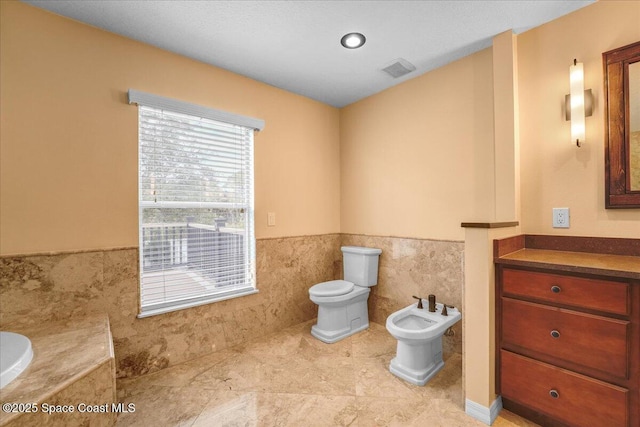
309;280;354;297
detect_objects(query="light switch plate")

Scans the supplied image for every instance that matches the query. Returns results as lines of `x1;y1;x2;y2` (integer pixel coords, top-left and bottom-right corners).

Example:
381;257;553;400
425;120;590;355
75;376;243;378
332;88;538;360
552;208;570;228
267;212;276;227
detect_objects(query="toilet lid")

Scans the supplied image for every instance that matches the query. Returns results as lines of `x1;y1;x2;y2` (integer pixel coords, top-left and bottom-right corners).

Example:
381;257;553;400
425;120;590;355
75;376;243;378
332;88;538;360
309;280;354;297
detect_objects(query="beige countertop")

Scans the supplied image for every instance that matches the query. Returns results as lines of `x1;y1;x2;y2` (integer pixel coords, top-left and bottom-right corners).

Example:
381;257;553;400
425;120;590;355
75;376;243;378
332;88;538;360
0;314;115;425
496;248;640;280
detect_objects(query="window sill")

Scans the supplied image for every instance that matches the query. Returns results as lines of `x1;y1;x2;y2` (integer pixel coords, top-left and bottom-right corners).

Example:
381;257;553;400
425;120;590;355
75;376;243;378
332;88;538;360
137;287;259;318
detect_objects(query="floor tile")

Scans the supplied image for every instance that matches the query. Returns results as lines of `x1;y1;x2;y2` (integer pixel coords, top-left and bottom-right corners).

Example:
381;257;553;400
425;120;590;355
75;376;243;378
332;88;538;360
116;321;538;426
192;392;358;427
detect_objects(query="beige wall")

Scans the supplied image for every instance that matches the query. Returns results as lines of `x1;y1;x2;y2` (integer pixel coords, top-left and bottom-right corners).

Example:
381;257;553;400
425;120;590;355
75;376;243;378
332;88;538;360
8;0;636;253
493;31;520;223
461;31;522;412
340;48;495;242
463;226;519;408
0;1;341;255
518;0;640;238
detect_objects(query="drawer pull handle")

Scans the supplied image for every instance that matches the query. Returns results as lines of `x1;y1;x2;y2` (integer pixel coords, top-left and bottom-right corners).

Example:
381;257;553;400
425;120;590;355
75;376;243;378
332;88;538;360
551;285;561;293
549;389;560;399
550;330;560;338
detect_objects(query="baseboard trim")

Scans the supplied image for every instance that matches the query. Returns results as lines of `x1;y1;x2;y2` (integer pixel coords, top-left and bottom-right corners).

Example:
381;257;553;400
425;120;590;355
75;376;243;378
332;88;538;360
465;396;503;425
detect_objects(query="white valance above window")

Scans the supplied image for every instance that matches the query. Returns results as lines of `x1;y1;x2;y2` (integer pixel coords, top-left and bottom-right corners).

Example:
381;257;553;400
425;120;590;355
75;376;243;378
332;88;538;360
128;89;265;132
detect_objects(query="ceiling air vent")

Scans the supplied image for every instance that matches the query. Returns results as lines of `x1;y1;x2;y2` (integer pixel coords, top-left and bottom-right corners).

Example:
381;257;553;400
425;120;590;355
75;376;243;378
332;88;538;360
381;58;416;78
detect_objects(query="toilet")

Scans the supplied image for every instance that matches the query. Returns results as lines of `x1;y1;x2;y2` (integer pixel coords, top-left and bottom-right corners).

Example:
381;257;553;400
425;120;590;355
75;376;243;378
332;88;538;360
386;300;461;386
309;246;382;343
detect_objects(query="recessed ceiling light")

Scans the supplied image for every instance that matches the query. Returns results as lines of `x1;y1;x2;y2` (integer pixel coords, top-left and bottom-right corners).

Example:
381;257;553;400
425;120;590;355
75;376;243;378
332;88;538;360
340;32;366;49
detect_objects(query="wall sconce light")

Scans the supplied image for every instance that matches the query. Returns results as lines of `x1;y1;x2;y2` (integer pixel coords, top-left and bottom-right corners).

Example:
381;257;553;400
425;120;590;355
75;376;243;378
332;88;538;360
565;59;593;147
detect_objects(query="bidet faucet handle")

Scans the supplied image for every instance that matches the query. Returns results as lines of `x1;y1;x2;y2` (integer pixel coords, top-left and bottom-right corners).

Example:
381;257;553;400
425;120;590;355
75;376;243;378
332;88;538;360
412;295;423;309
440;304;455;316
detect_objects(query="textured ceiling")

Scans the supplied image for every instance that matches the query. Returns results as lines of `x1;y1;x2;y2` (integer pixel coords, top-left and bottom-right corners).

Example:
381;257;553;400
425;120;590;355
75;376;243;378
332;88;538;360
24;0;595;107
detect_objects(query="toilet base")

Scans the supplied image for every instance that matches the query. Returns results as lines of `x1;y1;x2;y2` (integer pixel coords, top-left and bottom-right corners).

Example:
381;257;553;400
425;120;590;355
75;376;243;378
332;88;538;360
388;336;444;386
310;287;370;344
311;321;369;344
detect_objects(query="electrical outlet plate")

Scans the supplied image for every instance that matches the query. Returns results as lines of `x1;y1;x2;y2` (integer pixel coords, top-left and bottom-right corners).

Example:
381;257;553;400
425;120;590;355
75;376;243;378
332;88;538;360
552;208;570;228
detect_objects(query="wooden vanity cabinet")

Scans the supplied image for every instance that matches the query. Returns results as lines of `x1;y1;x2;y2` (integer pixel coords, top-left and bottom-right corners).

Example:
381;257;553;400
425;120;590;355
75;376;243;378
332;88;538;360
496;265;639;427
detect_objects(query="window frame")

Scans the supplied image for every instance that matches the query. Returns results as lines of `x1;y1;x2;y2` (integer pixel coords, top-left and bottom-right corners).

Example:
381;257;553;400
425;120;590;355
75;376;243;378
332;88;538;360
129;90;264;318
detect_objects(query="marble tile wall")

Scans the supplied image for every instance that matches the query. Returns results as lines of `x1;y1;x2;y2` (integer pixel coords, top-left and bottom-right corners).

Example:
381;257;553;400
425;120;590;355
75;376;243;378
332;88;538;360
0;234;342;378
0;233;463;379
341;234;464;355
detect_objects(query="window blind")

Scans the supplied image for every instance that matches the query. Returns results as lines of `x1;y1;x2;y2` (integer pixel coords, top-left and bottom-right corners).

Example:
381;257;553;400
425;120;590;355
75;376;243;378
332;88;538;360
132;94;261;318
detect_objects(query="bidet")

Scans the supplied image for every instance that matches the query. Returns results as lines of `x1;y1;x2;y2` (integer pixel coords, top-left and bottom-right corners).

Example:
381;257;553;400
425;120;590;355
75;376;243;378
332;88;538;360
386;301;461;385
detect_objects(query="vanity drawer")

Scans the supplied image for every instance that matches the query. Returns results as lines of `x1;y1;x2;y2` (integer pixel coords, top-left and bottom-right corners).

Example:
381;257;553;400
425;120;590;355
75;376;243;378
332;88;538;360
501;350;628;427
502;268;629;315
502;298;630;378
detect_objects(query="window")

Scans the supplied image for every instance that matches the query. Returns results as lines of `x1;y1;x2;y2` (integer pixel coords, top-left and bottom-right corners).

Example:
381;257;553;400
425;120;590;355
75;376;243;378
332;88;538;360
129;90;264;318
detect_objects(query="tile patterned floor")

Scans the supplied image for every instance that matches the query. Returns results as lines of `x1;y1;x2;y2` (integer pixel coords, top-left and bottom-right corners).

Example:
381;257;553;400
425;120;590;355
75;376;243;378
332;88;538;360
116;321;538;426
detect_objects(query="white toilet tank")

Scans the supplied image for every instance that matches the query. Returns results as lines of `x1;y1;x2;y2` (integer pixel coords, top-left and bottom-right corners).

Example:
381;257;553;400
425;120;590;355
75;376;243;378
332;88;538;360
342;246;382;287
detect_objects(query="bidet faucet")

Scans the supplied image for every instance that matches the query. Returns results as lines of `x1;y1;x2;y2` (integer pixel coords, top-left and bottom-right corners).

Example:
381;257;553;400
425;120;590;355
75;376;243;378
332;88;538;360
428;294;436;312
412;295;423;309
